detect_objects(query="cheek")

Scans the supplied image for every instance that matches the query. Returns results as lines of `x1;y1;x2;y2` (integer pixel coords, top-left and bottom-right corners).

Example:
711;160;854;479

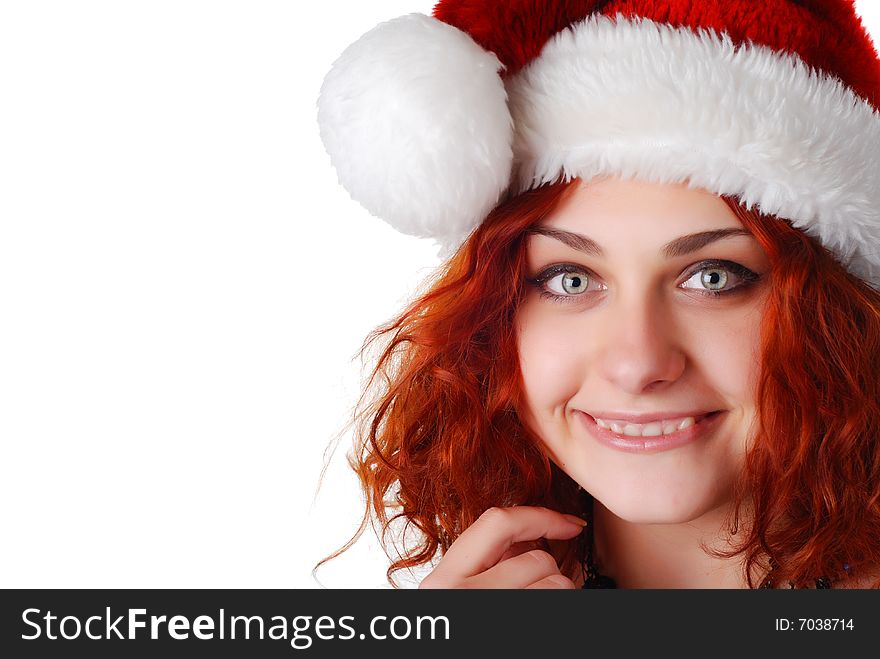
690;309;763;407
516;304;587;416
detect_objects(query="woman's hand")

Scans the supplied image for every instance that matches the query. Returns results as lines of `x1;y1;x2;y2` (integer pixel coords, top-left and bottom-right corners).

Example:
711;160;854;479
418;506;587;589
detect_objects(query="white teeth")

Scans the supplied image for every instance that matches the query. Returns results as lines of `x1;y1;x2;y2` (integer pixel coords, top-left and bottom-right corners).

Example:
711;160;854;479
661;419;680;435
677;417;695;430
639;422;663;437
593;415;700;437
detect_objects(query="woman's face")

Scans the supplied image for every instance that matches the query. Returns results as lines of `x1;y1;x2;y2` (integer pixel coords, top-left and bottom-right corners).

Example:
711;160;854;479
516;177;771;524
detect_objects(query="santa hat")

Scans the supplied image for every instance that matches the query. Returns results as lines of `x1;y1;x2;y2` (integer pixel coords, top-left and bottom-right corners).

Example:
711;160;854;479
317;0;880;286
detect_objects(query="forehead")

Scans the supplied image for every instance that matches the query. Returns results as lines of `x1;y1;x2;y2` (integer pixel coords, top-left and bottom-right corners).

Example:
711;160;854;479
541;177;745;239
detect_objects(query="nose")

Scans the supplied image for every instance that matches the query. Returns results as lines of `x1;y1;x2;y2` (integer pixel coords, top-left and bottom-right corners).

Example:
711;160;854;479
594;290;686;394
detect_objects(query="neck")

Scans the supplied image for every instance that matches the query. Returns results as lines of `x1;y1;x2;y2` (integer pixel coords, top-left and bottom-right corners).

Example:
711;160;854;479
590;499;755;589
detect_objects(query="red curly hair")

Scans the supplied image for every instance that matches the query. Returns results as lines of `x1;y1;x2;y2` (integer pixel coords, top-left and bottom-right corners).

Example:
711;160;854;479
319;178;880;588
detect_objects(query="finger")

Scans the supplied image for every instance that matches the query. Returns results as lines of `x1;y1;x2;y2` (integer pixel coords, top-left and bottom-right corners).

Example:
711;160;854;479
437;506;586;581
498;539;544;563
467;549;564;589
525;574;577;590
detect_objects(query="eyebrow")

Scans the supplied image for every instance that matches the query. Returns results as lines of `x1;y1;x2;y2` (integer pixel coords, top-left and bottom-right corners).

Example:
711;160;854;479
527;226;753;258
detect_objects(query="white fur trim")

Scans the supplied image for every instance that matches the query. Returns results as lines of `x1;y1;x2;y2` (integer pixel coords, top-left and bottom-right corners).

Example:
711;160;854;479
318;13;513;248
507;15;880;286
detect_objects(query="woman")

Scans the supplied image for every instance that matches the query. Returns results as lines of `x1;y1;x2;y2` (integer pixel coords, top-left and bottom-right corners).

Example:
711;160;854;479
316;0;880;588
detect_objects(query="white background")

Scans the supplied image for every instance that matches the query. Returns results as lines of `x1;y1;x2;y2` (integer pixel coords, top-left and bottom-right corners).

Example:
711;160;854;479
1;1;878;589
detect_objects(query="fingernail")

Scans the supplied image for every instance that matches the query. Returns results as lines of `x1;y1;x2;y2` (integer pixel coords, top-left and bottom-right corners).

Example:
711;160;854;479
563;514;588;527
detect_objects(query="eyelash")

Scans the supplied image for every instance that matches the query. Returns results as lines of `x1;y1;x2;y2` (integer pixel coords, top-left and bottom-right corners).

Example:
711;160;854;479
526;259;761;304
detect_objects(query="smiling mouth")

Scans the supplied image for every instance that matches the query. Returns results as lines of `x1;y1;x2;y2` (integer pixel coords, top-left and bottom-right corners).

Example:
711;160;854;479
576;410;725;453
587;412;717;438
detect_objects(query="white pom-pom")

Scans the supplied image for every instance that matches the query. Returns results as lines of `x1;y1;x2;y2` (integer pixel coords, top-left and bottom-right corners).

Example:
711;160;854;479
317;13;514;248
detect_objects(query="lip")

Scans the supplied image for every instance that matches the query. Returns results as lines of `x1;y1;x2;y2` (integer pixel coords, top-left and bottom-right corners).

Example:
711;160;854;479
576;409;726;454
584;410;716;424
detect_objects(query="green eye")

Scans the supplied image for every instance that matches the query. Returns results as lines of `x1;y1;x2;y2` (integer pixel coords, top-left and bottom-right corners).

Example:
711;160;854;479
543;269;596;296
680;260;761;297
527;264;605;302
700;269;728;291
561;272;590;294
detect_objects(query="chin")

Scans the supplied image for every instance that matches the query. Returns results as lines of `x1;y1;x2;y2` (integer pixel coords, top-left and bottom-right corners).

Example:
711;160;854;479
588;477;735;526
603;499;716;525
